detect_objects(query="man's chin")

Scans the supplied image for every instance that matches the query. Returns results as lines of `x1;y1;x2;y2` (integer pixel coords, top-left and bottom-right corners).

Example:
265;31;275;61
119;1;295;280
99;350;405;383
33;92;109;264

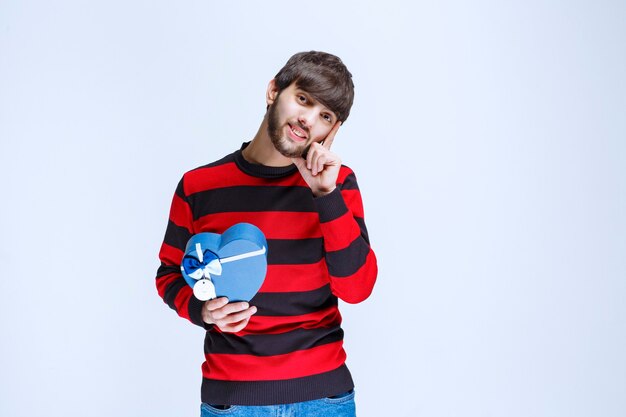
272;138;306;158
277;148;304;159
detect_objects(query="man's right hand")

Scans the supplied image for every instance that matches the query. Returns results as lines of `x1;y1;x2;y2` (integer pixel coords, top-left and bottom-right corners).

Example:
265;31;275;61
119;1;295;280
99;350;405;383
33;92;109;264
202;297;257;333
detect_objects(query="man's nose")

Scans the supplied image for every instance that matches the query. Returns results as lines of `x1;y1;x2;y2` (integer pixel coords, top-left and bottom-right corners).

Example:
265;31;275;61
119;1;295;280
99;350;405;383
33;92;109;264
298;109;316;130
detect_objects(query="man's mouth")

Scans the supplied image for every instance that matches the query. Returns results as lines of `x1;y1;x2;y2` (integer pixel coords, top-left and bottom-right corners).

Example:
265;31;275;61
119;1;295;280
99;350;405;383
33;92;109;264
288;123;308;142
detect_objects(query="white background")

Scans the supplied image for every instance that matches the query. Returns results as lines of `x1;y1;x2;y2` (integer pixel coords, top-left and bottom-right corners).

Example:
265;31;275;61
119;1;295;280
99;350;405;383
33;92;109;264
1;1;625;416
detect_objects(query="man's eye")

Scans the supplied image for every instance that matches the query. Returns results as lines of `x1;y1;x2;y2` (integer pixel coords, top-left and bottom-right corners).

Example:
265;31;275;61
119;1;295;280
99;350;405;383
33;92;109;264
322;114;332;122
298;95;307;103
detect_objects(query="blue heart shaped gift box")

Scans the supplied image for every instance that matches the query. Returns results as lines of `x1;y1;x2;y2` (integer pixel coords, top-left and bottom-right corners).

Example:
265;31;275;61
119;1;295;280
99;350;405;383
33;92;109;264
180;223;268;302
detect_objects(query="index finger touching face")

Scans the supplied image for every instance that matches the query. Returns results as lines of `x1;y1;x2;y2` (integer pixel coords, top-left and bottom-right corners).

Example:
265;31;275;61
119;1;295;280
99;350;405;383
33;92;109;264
322;121;342;150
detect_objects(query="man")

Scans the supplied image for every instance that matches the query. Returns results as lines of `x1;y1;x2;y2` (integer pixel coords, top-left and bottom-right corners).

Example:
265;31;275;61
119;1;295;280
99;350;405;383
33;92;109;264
156;51;378;416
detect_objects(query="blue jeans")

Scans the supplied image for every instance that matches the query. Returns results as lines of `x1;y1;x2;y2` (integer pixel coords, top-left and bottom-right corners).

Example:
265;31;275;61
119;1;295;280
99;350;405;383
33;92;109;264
200;390;356;417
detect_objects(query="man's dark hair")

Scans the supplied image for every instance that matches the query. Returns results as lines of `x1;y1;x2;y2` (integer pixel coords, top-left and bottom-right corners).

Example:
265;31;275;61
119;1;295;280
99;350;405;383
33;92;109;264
273;51;355;122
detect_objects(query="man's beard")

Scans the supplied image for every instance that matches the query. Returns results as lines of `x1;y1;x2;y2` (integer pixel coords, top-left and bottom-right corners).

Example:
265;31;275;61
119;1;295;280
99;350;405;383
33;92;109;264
267;100;308;158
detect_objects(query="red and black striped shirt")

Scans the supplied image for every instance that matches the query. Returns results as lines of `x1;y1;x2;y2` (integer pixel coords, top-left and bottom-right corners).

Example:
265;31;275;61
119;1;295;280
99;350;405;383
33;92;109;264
156;143;377;405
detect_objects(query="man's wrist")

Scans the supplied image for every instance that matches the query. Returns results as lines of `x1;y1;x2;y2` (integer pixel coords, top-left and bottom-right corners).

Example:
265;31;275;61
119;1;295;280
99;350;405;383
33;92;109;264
313;185;336;198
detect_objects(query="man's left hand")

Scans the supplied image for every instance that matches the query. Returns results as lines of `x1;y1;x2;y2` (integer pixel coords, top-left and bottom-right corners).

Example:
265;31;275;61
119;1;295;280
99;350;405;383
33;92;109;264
291;121;342;197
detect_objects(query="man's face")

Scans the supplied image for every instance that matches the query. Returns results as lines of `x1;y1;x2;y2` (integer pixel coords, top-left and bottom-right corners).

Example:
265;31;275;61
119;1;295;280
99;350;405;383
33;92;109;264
267;83;338;158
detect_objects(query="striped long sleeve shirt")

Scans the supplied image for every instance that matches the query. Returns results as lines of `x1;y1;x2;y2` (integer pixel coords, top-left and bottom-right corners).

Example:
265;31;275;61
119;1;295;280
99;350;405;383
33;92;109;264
155;143;378;405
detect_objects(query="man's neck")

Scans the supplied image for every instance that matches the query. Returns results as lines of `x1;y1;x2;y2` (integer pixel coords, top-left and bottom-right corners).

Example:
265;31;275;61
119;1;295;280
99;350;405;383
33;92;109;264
242;118;293;167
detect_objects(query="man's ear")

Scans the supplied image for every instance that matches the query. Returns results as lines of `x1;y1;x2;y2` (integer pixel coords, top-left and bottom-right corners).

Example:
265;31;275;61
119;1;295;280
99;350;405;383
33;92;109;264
266;79;279;106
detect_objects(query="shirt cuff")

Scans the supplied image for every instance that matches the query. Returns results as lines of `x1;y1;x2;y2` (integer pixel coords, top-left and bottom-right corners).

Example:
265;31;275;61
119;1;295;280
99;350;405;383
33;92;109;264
188;295;212;330
313;187;349;223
